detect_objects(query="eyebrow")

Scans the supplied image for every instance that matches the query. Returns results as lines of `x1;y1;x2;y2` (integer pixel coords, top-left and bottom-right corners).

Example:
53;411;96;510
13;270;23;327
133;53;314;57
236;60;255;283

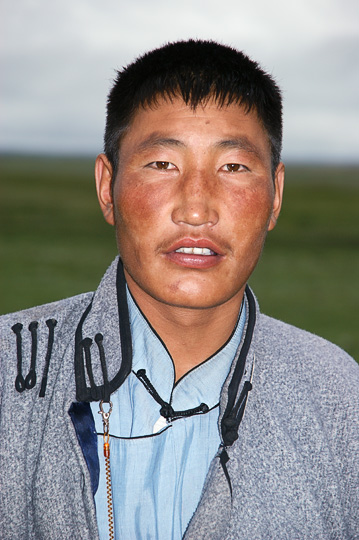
135;133;185;153
215;137;264;160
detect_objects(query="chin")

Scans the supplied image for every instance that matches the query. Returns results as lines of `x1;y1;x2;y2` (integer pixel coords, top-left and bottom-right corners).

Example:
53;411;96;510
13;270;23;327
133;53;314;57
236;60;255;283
152;283;239;311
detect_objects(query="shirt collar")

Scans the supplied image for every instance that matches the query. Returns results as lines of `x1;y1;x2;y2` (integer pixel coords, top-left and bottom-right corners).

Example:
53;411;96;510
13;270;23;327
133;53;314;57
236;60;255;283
127;287;246;411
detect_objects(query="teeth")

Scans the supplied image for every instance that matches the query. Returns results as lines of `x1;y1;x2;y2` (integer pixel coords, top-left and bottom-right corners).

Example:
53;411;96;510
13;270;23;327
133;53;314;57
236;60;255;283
175;247;214;255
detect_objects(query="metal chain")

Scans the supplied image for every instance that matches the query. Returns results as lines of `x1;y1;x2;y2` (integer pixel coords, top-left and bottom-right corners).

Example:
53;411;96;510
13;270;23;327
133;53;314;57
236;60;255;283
99;400;114;540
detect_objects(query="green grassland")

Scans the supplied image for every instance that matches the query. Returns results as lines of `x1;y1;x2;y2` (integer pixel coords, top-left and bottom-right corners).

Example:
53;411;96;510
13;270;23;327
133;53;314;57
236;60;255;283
1;155;358;361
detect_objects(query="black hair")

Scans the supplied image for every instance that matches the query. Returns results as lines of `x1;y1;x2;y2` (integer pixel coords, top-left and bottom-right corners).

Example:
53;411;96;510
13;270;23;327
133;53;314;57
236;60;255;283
104;39;282;179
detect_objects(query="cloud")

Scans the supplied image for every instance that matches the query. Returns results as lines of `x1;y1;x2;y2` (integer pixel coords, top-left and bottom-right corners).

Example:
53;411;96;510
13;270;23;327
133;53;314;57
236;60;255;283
1;0;358;161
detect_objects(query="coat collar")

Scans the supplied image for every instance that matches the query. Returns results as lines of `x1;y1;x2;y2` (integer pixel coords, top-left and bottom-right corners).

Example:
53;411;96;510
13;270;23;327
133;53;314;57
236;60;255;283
74;256;257;441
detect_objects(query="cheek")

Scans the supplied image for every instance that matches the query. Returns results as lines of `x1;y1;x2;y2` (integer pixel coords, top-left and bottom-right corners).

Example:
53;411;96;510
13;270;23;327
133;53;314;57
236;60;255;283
227;184;274;236
114;182;170;240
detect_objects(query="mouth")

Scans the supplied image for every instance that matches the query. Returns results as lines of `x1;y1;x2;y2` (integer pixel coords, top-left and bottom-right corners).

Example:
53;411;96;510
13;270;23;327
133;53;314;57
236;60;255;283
164;238;224;269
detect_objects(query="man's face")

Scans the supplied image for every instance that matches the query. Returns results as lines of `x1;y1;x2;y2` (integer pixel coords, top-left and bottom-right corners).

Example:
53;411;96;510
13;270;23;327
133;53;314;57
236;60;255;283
96;97;284;312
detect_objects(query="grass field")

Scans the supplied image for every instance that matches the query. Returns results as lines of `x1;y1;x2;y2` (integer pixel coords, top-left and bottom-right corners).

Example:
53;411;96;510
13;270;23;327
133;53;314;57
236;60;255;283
1;155;358;361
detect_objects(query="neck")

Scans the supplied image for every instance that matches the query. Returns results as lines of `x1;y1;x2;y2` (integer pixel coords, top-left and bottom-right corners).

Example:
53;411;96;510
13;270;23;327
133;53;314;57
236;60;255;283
126;275;245;381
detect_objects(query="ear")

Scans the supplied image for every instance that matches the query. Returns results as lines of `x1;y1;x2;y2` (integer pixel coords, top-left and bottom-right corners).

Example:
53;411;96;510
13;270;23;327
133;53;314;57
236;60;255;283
267;162;285;231
95;153;115;226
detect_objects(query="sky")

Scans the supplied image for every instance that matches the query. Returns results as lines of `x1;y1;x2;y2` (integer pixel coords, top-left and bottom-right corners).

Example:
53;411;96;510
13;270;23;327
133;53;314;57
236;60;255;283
1;0;358;162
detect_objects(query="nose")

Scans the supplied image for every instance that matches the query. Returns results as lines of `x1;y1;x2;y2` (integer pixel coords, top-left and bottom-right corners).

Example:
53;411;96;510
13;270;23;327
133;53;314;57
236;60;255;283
171;170;219;227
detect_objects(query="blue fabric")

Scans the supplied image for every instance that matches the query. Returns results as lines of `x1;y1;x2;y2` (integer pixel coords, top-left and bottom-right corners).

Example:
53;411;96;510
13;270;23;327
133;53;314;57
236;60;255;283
68;401;99;495
91;289;246;540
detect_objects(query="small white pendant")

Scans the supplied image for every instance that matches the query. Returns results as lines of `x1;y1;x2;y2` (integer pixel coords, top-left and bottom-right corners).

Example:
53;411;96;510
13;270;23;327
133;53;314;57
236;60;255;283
153;415;168;434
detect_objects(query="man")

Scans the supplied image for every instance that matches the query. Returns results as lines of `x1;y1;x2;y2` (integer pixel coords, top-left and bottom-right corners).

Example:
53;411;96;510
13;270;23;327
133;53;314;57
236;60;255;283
0;40;358;540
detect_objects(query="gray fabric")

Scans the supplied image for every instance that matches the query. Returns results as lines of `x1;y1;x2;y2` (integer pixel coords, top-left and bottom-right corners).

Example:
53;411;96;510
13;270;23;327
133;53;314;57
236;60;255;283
1;257;358;540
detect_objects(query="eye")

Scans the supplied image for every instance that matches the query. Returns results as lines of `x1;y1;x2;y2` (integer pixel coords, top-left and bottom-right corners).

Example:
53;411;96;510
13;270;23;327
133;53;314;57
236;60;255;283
221;163;248;173
147;161;176;170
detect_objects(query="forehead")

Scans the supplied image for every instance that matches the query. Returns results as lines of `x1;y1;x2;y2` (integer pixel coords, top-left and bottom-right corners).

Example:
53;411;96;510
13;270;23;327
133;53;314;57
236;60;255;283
119;96;271;164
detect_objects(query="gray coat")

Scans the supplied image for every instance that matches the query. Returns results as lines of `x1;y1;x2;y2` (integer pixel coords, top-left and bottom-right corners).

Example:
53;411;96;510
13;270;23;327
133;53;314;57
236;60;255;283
1;258;358;539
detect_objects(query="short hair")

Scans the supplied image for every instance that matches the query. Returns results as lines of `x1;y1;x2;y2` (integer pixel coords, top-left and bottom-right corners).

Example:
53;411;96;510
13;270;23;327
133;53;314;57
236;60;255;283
104;39;283;179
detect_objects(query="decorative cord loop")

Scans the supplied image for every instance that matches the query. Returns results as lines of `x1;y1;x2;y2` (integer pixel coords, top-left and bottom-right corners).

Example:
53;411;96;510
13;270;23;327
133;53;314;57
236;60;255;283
39;319;58;397
135;368;209;421
25;321;38;390
80;337;96;391
78;334;111;402
219;378;253;496
12;323;25;393
12;319;57;395
95;334;111;403
217;287;256;497
74;260;133;403
221;380;253;447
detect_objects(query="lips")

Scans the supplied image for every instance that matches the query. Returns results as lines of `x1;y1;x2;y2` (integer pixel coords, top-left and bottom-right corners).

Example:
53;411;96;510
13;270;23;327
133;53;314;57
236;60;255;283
163;237;225;269
165;237;224;255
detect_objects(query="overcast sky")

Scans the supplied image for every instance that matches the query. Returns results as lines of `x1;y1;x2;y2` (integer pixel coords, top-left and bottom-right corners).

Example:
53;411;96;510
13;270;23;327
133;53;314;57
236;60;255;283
1;0;358;162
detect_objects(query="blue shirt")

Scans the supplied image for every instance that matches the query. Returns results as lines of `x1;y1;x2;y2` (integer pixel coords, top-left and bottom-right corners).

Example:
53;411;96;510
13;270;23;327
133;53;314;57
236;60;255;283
91;289;246;539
